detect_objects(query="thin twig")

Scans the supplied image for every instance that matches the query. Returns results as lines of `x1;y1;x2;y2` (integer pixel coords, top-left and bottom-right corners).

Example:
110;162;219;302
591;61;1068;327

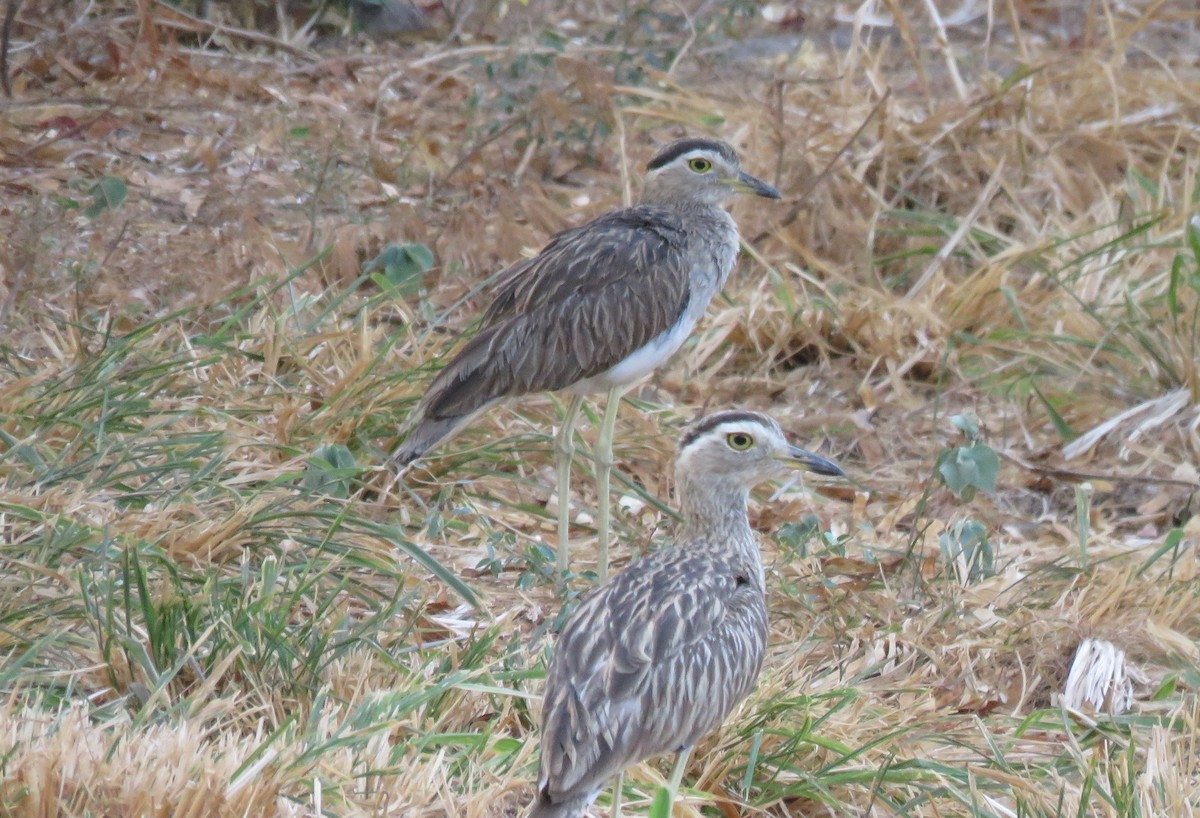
906;157;1006;298
665;1;697;77
151;0;317;59
437;117;522;189
613;105;630;208
1000;449;1200;492
919;0;968;100
1;0;20;97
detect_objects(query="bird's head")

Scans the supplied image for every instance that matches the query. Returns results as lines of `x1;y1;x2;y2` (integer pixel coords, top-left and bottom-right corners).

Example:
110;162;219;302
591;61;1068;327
642;137;781;206
675;410;843;492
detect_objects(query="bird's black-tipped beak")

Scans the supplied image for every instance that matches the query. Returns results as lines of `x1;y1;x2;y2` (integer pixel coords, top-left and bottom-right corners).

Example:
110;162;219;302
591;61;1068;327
784;445;844;477
731;170;781;199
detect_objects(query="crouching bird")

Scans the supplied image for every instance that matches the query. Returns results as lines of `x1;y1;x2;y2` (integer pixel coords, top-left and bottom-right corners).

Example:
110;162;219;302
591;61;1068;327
529;410;844;817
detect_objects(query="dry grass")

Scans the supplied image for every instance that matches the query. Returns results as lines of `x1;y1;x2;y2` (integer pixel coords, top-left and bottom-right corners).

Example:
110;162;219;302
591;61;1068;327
1;1;1199;816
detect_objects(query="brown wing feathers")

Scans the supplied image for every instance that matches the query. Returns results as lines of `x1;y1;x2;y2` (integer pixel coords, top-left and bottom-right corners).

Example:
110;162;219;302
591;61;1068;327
394;208;692;466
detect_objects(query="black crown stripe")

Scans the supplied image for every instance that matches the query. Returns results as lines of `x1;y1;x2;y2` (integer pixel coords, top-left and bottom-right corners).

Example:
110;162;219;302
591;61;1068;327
646;138;737;171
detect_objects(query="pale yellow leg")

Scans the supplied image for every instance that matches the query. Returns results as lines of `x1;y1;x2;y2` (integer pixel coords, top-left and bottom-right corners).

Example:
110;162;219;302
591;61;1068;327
594;386;623;583
610;772;623;818
555;394;586;584
666;747;694;813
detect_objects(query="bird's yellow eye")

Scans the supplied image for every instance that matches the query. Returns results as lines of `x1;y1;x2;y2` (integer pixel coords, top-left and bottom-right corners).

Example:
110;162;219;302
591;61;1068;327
688;157;712;173
726;432;754;451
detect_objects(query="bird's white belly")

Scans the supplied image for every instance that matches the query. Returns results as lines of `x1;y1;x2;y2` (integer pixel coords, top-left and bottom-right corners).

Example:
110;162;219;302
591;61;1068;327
570;315;696;395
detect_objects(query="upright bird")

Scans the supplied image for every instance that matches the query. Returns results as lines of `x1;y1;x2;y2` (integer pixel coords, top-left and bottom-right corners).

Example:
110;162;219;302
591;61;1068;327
529;410;845;817
393;137;781;582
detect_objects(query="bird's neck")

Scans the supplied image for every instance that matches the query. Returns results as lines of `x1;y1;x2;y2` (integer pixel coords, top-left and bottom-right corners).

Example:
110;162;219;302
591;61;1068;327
637;192;724;213
677;476;760;563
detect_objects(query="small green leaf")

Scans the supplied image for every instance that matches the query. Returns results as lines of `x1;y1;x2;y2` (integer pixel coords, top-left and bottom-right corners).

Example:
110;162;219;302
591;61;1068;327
1137;527;1187;576
1151;674;1178;701
302;443;360;499
936;444;999;500
1030;382;1076;441
1127;167;1160;199
1075;485;1091;570
948;413;981;441
1167;253;1185;316
999;62;1038;92
766;265;795;314
773;518;820;557
364;242;436;295
1000;285;1029;330
1187;216;1200;265
939;519;995;582
83;175;128;218
648;786;672;818
492;737;523;754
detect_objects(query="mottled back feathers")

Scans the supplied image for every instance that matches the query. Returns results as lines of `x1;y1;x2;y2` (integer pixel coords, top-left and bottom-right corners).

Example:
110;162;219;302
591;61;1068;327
415;207;694;421
537;544;768;804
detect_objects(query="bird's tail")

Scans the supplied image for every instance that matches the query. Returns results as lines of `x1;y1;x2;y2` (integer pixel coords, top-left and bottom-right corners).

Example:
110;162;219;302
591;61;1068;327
390;412;465;470
526;791;588;818
391;341;501;469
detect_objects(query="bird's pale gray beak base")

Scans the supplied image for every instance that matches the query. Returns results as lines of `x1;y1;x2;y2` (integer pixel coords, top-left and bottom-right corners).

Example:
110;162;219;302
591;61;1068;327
735;170;781;199
786;445;844;477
